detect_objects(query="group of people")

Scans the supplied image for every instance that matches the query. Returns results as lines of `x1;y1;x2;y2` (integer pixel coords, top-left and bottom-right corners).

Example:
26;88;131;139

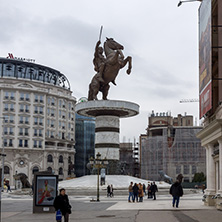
128;181;158;203
128;180;184;208
3;178;12;192
53;180;184;221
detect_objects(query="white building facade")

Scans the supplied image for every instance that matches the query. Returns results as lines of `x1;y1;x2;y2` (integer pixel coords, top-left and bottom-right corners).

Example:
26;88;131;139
0;57;76;186
197;106;222;210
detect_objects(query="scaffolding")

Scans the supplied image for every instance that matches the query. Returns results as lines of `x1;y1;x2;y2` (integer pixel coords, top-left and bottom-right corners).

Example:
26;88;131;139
141;126;206;182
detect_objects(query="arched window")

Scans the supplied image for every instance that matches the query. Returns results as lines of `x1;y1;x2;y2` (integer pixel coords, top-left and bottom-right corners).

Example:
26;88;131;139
32;166;39;174
47;154;53;162
4;166;10;174
59;167;63;175
59;155;63;163
47;167;52;173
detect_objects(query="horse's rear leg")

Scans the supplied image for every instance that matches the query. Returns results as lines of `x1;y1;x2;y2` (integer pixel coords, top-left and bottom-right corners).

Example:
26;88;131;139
102;84;110;100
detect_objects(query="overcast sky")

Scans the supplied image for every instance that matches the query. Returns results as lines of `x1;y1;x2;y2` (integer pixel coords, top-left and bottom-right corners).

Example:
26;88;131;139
0;0;201;142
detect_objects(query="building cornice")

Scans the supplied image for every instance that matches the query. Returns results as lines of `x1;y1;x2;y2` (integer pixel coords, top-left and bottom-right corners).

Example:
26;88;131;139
196;119;222;146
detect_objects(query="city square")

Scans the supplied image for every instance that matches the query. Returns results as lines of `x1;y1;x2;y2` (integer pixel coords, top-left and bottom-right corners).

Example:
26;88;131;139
0;0;222;221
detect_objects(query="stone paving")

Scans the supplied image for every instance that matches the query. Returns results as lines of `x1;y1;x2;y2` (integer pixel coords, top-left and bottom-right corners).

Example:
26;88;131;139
1;192;221;222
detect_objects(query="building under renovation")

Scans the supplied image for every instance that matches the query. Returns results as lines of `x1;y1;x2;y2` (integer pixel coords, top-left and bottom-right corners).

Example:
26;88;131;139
140;111;206;182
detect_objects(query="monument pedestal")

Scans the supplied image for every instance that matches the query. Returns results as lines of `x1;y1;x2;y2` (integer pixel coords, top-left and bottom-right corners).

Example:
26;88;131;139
75;100;139;173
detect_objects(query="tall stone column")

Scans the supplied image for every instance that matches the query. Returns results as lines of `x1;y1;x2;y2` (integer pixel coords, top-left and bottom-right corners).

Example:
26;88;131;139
75;100;139;174
204;144;216;206
207;144;216;194
218;139;222;193
95;115;120;160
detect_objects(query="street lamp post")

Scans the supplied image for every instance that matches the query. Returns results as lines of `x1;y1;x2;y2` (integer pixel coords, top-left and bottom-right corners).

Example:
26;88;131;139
89;152;108;202
177;0;202;7
0;117;6;222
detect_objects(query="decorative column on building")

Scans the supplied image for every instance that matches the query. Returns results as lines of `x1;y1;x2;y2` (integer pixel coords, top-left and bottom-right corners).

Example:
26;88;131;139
218;139;222;193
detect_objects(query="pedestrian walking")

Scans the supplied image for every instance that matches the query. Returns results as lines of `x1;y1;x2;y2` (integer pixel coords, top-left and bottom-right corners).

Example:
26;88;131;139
147;183;152;199
170;180;183;208
6;180;12;192
132;183;139;202
151;182;158;200
143;183;146;196
53;188;72;222
128;182;133;202
107;185;111;197
138;183;144;202
110;184;114;197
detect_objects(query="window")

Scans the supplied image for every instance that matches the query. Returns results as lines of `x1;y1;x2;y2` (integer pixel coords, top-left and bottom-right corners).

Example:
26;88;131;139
4;166;10;174
184;165;189;174
47;154;53;162
68;156;72;164
19;139;23;147
40;95;43;103
20;104;24;112
20;92;24;100
34;140;37;147
32;166;39;174
176;165;181;174
24;140;28;147
25;93;30;101
47;167;52;173
59;168;63;175
192;165;196;174
59;155;63;163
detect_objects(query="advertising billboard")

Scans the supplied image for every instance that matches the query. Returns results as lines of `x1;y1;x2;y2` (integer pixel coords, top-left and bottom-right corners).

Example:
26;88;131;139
35;175;57;206
199;0;212;118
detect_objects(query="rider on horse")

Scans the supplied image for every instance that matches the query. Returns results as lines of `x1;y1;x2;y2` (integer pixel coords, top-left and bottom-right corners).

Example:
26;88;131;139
93;40;117;85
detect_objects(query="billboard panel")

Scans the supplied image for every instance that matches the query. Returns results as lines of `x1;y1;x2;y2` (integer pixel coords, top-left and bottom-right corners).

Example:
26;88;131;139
35;175;57;206
199;0;212;118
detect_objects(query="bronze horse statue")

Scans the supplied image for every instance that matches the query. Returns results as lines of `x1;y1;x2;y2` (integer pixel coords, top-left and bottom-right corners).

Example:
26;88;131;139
88;37;132;100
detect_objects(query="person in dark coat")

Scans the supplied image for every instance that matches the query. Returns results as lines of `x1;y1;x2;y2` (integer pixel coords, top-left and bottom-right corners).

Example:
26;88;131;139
170;180;183;208
107;185;111;197
132;183;139;202
150;182;158;200
53;188;72;222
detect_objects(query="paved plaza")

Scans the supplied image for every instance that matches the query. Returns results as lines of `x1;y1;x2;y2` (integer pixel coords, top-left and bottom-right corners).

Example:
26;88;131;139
1;191;222;222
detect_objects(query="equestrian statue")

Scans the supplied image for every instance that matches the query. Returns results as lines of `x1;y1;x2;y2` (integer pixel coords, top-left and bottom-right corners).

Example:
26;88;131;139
88;31;132;100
